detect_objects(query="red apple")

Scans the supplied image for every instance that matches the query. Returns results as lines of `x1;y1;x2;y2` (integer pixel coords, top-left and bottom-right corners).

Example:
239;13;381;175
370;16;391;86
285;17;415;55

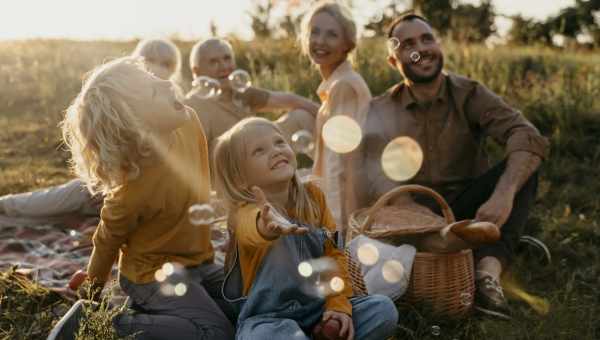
68;270;88;290
312;318;344;340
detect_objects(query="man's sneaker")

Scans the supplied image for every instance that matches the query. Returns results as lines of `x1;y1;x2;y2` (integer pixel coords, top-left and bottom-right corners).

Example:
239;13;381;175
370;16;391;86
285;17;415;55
47;299;94;340
474;276;512;320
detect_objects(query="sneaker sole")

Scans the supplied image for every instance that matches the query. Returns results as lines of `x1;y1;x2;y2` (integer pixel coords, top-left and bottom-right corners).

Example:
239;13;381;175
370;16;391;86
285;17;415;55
474;305;512;321
47;300;86;340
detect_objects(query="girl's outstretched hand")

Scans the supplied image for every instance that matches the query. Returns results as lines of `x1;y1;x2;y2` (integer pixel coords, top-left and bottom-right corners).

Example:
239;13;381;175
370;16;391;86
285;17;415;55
252;186;309;239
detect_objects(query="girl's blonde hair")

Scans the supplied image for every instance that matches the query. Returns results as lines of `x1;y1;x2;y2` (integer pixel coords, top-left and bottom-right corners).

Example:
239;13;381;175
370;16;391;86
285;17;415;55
213;117;322;226
299;1;357;61
132;38;181;81
61;57;157;195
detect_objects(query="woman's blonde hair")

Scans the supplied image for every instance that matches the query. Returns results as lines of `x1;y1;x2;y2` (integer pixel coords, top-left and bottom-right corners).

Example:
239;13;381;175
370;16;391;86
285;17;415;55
132;38;181;81
299;1;357;61
213;117;322;226
61;57;157;195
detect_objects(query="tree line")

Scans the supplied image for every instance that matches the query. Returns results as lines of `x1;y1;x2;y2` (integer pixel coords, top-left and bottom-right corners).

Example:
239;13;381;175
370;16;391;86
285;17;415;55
232;0;600;48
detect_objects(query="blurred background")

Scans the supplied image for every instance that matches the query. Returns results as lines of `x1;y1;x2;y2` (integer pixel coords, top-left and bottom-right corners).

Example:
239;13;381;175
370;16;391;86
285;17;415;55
1;0;597;46
0;1;599;339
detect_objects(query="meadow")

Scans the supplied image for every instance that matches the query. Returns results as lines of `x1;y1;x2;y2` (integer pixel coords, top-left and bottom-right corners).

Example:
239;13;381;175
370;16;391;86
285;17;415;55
0;37;599;339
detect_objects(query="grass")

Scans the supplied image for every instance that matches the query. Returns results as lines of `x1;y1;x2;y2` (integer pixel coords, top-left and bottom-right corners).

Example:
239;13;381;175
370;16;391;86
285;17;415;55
0;37;599;339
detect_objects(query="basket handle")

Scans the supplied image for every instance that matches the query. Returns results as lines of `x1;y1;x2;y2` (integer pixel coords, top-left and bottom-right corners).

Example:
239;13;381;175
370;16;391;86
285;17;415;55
360;184;455;233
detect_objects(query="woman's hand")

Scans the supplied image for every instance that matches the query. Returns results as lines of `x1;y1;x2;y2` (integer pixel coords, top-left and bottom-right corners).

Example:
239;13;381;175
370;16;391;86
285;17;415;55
323;310;354;340
252;186;309;239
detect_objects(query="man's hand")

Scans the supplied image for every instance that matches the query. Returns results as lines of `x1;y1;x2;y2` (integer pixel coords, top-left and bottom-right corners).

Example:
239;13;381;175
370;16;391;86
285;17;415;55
323;310;354;340
252;186;309;239
475;193;513;228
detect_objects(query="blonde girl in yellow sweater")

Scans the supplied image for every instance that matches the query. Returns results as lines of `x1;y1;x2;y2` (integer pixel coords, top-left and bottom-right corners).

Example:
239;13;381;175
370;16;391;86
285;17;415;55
213;117;397;340
48;57;234;340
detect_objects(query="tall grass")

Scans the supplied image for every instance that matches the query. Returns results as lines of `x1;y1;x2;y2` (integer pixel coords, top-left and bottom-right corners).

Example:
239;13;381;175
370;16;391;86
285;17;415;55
0;38;598;339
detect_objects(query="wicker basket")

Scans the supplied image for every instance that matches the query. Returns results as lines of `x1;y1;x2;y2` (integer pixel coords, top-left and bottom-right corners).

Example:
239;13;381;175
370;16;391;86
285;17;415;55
344;248;368;297
346;185;475;317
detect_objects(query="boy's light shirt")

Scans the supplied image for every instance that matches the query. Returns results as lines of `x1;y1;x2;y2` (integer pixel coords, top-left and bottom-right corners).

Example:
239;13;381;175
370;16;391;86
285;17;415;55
233;182;354;315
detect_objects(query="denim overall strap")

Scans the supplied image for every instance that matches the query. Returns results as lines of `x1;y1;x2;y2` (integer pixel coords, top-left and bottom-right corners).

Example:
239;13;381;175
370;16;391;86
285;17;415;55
234;224;329;330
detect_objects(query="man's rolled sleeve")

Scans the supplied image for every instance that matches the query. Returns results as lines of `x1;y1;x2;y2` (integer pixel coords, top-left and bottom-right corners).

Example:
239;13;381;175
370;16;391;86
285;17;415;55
240;87;270;111
466;83;549;159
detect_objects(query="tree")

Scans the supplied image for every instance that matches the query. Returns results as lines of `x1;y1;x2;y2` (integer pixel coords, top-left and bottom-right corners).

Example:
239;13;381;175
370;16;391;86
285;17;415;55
209;20;219;37
248;0;275;38
507;15;553;46
448;0;496;43
413;0;495;43
364;1;411;37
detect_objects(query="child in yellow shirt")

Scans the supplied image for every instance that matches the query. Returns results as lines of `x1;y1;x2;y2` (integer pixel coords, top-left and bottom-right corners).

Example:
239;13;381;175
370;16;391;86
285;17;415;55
213;117;397;340
0;38;182;229
48;57;234;340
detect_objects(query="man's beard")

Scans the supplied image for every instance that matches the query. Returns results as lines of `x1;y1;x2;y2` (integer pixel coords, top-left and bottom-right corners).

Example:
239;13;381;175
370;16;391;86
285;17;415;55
402;53;444;84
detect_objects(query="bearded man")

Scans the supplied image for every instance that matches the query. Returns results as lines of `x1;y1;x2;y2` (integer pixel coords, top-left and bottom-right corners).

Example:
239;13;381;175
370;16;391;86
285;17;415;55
354;14;549;320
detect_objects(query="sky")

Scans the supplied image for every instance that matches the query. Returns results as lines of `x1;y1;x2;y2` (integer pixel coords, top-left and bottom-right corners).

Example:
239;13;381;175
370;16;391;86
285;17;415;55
0;0;575;41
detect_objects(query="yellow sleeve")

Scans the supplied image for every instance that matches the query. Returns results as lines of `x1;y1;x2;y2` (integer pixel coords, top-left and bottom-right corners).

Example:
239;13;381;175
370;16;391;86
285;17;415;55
307;183;353;315
87;185;139;285
234;204;274;248
190;109;212;198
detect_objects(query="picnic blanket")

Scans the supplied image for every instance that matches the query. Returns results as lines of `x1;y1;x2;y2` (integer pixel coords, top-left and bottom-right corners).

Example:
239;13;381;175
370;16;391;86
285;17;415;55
0;214;228;304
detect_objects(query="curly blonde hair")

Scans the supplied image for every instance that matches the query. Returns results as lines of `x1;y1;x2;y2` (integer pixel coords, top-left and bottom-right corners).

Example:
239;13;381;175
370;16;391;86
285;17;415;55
61;57;156;195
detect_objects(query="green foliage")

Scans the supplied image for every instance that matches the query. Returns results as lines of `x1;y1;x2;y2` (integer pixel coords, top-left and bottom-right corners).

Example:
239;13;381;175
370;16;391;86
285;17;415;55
508;0;600;47
0;268;69;340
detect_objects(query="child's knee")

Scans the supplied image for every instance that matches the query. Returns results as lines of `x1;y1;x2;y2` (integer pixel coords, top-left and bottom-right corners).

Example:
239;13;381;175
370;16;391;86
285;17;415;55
368;295;399;328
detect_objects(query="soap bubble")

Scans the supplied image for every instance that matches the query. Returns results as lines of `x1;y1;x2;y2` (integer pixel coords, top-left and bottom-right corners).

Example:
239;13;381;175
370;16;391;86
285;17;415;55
460;292;472;306
160;283;175;296
154;269;167;282
357;243;379;266
431;325;441;336
291;130;315;155
370;9;384;23
329;276;345;293
298;257;340;298
322;116;362;154
188;204;216;226
381;136;423;181
410;51;421;63
298;261;313;277
192;76;222;99
156;262;188;297
174;283;188;296
388;37;400;51
228;69;252;93
162;262;175;276
381;260;405;283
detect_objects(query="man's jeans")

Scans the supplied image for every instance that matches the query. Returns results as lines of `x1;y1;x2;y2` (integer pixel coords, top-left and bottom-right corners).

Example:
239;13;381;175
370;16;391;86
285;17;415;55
447;160;538;267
